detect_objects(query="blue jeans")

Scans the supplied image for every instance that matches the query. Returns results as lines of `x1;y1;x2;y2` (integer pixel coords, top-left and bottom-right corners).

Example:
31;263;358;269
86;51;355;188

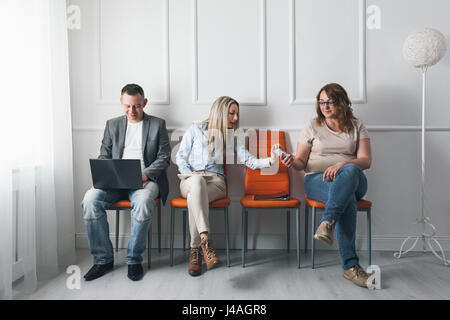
304;163;368;270
81;181;159;265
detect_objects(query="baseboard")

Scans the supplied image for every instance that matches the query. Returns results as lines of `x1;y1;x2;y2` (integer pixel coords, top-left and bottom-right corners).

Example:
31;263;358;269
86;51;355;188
75;233;450;251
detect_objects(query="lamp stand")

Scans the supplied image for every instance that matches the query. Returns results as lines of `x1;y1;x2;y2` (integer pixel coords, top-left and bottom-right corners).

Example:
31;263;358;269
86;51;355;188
394;66;450;266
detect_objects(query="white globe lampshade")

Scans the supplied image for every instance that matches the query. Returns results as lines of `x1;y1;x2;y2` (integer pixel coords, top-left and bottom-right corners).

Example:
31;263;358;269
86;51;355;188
403;28;447;68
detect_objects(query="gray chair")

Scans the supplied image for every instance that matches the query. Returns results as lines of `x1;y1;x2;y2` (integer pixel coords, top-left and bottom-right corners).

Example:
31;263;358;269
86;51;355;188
109;198;161;269
169;168;231;268
169;197;230;267
304;194;372;269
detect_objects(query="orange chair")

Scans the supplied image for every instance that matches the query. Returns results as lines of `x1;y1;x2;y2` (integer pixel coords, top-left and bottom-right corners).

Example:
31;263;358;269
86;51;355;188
169;168;230;267
240;130;301;268
109;198;161;269
304;194;372;269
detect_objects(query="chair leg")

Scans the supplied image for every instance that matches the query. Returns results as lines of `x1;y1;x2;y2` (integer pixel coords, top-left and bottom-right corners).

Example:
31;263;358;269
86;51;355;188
296;207;300;269
224;207;230;267
242;207;246;267
187;232;191;249
183;210;187;251
115;210;120;252
245;209;248;253
158;201;161;254
148;220;152;269
311;207;316;269
304;204;309;254
286;210;291;253
367;208;372;266
170;207;175;266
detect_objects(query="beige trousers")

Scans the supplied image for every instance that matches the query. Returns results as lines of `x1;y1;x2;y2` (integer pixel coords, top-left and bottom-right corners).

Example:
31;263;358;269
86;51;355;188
180;171;226;248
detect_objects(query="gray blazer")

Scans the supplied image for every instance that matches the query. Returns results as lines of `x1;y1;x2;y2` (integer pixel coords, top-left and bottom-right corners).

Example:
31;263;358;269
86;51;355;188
98;112;171;204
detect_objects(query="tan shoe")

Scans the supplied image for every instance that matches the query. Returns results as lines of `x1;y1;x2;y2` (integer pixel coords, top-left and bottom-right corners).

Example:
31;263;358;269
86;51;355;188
200;238;221;270
188;247;202;276
343;265;371;288
314;220;335;246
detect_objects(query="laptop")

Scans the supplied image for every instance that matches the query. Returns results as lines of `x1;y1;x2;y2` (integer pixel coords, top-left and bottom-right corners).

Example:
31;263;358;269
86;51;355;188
89;159;142;190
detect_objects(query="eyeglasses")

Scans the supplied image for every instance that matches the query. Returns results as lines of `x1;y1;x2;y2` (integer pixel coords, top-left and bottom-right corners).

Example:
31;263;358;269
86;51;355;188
318;101;335;107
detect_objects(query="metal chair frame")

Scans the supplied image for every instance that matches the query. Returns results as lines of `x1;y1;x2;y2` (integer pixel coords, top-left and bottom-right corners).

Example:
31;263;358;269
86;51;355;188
111;199;161;269
304;200;372;269
169;206;230;267
241;206;301;268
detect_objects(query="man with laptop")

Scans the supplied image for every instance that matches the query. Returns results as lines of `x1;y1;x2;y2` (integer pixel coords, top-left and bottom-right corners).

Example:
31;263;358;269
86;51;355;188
81;84;171;281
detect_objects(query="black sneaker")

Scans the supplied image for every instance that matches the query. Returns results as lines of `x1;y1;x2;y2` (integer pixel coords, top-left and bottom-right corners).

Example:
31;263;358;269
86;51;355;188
127;263;144;281
84;261;114;281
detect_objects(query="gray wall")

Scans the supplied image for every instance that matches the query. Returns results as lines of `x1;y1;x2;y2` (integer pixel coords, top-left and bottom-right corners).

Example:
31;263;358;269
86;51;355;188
69;0;450;251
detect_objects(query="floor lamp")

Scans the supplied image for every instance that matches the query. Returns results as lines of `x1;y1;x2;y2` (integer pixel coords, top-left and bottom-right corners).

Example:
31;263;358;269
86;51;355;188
394;28;449;266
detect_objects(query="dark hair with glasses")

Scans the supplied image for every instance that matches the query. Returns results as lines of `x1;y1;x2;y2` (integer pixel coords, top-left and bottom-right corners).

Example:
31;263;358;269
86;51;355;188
315;83;356;133
121;83;145;98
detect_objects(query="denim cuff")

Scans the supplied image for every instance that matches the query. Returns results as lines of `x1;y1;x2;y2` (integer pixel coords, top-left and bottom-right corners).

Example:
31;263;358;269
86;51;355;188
342;258;359;270
321;211;337;224
94;257;114;265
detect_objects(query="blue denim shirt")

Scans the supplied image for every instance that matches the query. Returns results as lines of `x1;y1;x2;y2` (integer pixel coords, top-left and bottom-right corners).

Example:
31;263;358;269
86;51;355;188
176;122;271;176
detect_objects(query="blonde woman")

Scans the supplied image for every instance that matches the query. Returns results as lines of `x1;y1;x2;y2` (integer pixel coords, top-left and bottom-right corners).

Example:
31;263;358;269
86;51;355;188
176;96;280;276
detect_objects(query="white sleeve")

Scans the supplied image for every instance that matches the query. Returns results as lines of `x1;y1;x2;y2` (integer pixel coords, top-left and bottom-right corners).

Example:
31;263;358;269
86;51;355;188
236;143;271;170
176;126;194;174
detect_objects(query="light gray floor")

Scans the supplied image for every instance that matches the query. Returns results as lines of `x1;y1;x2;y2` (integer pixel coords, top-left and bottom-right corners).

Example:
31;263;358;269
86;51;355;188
18;248;450;300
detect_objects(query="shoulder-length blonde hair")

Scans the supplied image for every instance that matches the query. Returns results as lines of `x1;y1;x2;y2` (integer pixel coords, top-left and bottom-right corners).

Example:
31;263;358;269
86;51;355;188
204;96;239;155
315;83;356;133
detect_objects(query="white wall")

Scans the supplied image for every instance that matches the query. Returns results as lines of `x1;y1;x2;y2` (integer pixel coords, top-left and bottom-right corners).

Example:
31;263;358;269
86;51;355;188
68;0;450;251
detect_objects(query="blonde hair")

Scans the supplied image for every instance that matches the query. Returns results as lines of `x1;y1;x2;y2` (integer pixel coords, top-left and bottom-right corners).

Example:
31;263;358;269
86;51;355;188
204;96;239;156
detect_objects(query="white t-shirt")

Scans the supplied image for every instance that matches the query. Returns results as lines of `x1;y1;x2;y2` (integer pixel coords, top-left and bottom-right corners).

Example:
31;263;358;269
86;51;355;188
298;118;370;174
122;121;145;172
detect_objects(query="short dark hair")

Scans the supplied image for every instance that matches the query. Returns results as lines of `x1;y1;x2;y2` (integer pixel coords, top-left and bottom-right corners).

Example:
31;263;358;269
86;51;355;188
121;83;145;98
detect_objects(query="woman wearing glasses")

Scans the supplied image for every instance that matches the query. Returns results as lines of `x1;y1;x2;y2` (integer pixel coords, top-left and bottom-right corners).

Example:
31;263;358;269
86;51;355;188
176;96;280;276
280;83;372;287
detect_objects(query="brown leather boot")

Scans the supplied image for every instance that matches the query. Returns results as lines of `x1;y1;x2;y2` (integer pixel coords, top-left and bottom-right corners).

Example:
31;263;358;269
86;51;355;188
200;238;221;270
188;247;202;276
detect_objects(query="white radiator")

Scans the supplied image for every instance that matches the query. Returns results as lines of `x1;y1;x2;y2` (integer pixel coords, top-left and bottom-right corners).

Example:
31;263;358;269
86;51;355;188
12;168;36;282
